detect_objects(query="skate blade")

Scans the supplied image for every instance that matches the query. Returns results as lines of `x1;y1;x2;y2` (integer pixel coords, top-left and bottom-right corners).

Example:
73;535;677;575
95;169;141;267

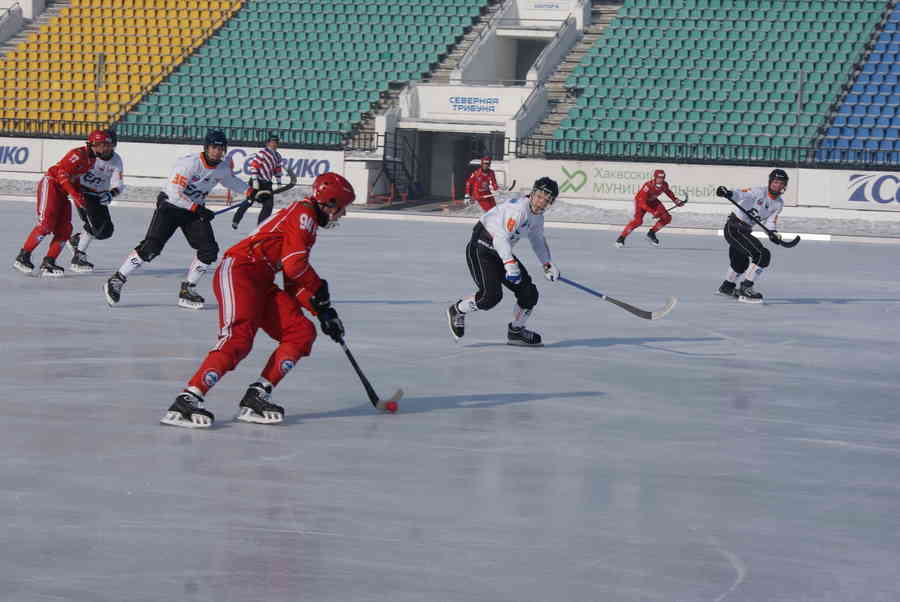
160;411;212;428
177;298;204;310
615;242;624;248
70;265;94;273
507;340;544;347
39;270;64;278
236;407;283;424
446;309;463;341
103;283;119;306
738;296;764;305
13;262;33;275
715;291;738;298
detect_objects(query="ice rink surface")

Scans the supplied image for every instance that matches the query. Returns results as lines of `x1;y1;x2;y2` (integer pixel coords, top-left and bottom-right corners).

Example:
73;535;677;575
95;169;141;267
1;201;898;602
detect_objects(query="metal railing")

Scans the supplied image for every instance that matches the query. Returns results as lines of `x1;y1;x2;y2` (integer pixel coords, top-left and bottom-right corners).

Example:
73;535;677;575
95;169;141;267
511;136;900;170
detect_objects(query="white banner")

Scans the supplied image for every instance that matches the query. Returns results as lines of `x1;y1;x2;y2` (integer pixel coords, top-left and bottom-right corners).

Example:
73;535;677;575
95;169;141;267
826;169;900;211
413;85;532;123
41;139;343;184
0;137;42;173
510;159;800;206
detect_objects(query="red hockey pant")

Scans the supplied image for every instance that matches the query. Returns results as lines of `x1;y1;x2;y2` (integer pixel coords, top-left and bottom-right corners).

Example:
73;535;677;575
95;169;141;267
22;176;73;258
474;193;496;212
187;256;317;395
620;198;671;237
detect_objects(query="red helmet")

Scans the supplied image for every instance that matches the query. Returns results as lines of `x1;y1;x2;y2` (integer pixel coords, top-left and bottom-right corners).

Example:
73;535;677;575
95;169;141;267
87;129;114;145
312;172;355;209
653;169;666;180
481;156;491;165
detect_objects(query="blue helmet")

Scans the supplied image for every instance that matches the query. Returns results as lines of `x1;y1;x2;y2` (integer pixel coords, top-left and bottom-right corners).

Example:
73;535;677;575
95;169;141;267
204;130;228;149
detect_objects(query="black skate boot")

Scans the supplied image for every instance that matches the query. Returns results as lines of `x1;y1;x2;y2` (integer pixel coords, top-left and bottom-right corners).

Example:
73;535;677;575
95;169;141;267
507;323;543;347
738;280;763;304
160;390;214;428
70;250;94;273
615;235;626;248
13;249;34;274
447;302;465;340
104;271;126;306
717;280;738;298
646;230;660;247
237;382;285;424
178;281;204;309
39;256;64;277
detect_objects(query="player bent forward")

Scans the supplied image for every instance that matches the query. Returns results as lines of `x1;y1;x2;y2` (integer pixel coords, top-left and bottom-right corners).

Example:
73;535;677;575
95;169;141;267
447;177;562;347
103;130;250;309
161;173;355;428
714;168;788;304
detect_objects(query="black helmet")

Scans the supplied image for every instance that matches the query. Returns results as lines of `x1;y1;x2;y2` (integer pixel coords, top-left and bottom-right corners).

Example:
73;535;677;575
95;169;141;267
768;168;789;186
533;176;559;202
105;128;118;147
204;129;228;149
266;133;280;143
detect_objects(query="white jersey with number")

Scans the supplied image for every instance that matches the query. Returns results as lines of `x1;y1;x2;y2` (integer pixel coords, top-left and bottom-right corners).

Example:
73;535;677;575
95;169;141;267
161;153;248;211
78;152;125;194
480;196;551;265
731;186;784;230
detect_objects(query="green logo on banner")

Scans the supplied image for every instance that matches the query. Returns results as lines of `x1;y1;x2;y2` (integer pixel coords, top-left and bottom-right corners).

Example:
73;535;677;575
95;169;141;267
560;166;587;193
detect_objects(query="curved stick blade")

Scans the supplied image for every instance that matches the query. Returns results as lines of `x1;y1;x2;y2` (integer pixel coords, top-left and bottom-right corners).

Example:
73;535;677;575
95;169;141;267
780;236;801;248
651;297;678;320
375;389;404;413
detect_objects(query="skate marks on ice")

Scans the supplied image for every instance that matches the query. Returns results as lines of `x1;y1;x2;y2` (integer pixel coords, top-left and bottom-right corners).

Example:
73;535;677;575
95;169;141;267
286;390;605;422
464;335;733;358
763;296;900;305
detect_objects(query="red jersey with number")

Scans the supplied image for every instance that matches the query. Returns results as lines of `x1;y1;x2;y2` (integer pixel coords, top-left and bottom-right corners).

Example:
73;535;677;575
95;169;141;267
465;167;498;199
46;146;96;207
224;199;322;310
635;179;676;204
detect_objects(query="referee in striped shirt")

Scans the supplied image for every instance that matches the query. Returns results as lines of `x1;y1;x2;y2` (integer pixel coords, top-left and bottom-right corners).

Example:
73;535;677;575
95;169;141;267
232;134;284;229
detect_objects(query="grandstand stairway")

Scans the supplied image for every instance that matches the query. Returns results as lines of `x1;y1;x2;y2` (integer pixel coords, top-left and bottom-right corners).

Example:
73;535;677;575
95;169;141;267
349;0;504;151
527;0;622;141
0;1;67;58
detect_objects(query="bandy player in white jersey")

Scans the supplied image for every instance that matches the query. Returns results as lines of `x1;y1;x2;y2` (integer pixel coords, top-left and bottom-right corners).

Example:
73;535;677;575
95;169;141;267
447;177;562;346
104;130;250;309
715;168;788;303
69;128;125;273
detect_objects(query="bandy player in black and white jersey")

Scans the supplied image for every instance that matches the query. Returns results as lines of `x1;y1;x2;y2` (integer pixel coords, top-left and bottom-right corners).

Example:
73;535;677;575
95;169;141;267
104;130;250;309
232;133;284;229
715;169;788;304
68;128;125;273
446;177;562;347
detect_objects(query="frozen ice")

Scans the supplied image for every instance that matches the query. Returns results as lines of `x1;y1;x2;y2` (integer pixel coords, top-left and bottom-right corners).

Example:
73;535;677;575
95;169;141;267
1;199;899;602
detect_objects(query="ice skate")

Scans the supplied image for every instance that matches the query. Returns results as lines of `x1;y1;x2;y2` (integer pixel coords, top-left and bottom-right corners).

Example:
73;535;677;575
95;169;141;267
160;390;214;428
236;382;284;424
738;280;763;304
70;250;94;273
13;249;34;274
38;256;64;278
717;280;738;298
68;233;81;255
104;271;126;306
646;230;660;247
447;302;465;340
178;281;204;309
615;235;626;248
507;323;543;347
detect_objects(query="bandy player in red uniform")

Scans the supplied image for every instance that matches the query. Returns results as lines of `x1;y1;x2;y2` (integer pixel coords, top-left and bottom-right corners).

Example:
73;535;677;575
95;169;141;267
465;156;499;212
615;169;684;248
13;130;116;276
160;173;357;428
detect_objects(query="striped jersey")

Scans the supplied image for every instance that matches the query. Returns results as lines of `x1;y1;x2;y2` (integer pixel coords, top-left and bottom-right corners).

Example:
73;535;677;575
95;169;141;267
248;147;284;183
731;186;784;230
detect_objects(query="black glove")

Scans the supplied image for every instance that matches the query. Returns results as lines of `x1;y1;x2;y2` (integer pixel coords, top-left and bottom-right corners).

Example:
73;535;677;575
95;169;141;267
317;307;344;343
715;186;733;200
84;190;112;205
310;280;331;313
197;205;215;222
768;230;782;244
